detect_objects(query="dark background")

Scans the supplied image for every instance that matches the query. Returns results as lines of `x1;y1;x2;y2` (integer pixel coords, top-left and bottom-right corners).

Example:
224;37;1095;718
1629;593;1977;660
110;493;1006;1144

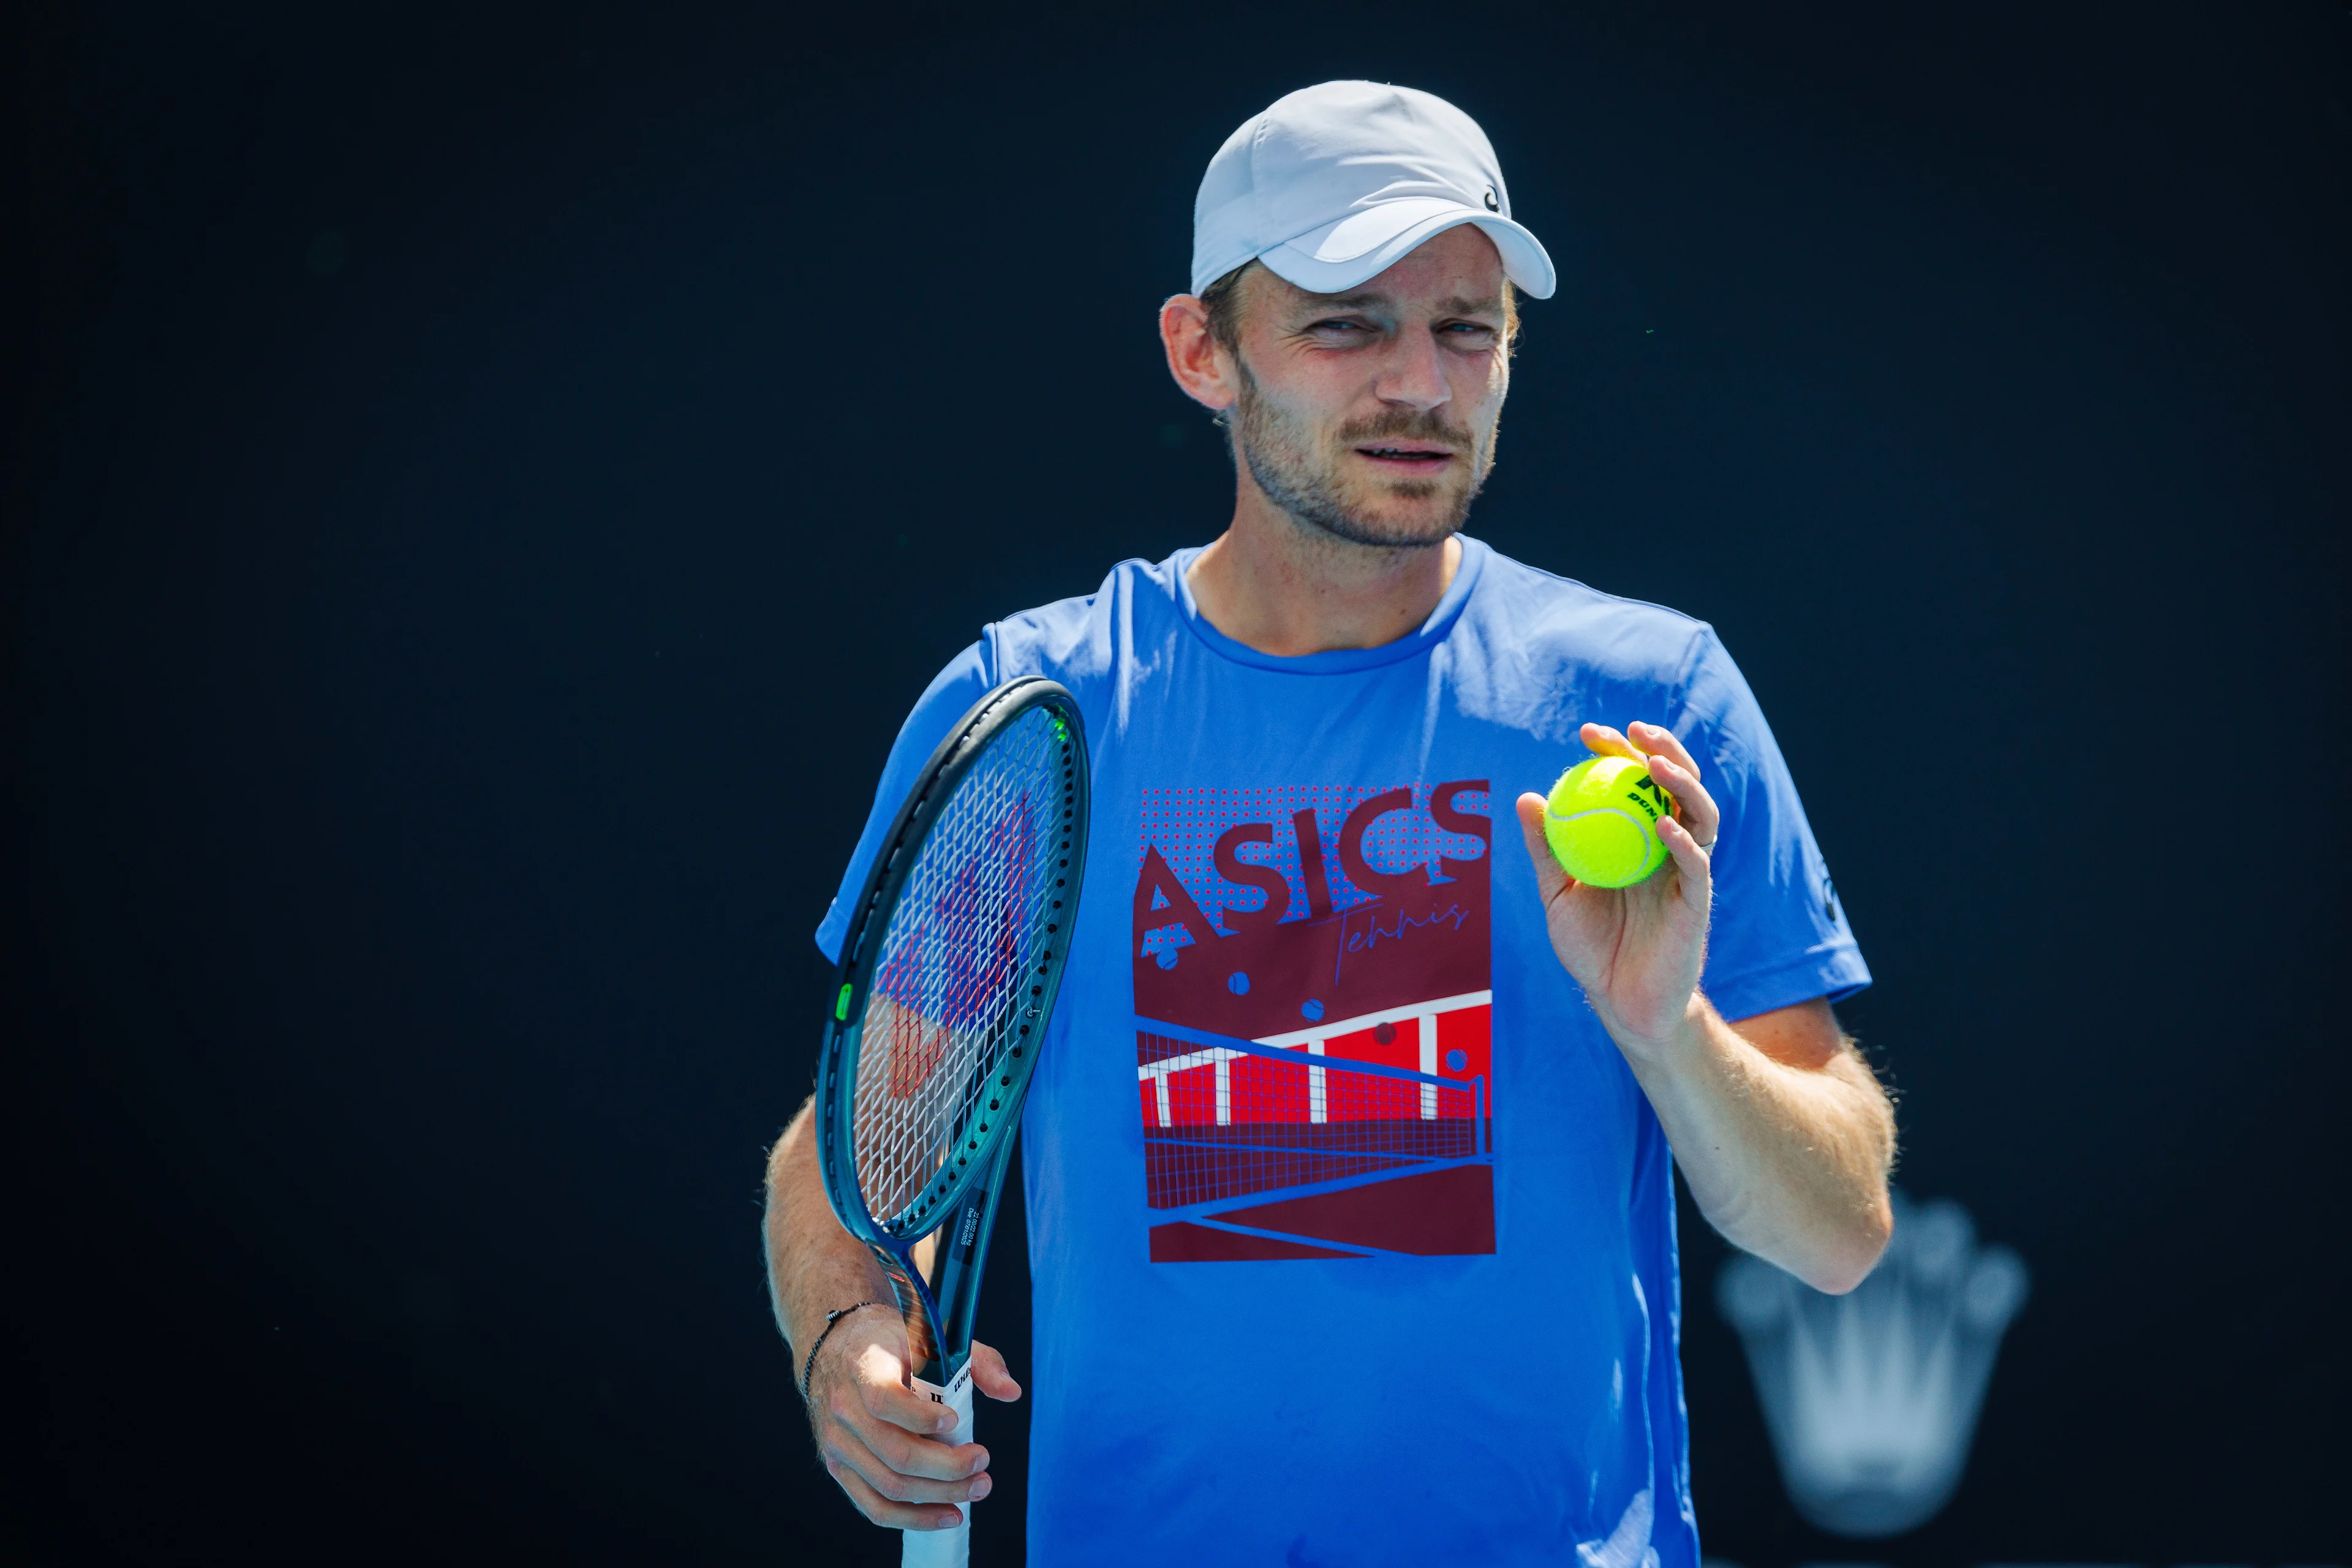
7;2;2346;1562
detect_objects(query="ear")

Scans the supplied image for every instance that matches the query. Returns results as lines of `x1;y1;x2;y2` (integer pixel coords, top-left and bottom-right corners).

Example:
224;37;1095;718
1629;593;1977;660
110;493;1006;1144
1160;294;1241;413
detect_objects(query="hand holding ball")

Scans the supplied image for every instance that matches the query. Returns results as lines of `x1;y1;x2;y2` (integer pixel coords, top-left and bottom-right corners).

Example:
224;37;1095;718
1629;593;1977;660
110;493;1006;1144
1544;756;1674;888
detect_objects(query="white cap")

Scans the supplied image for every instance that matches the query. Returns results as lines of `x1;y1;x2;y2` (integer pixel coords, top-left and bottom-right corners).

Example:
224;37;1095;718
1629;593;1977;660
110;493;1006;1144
1191;81;1556;301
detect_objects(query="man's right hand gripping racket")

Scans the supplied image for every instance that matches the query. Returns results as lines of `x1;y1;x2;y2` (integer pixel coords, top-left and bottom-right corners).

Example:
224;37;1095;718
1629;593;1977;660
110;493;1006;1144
815;677;1088;1568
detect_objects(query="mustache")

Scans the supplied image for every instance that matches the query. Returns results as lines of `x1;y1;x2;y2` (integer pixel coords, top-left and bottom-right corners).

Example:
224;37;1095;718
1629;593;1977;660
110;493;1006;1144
1335;409;1474;449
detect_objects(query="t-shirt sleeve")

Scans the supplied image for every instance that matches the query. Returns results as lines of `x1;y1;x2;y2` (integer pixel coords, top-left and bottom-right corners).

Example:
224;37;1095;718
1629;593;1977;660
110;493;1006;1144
812;639;996;964
1675;627;1869;1021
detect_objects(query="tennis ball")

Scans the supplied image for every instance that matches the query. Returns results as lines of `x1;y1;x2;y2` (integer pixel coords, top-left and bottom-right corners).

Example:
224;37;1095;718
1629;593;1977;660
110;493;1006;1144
1544;755;1672;888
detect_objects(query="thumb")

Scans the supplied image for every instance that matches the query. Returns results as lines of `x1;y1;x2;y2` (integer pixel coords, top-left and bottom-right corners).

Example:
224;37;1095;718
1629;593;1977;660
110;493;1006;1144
1515;793;1570;901
969;1340;1023;1403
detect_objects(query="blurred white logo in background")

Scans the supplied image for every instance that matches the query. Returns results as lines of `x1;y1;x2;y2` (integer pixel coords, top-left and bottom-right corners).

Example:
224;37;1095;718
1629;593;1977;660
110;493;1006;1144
1716;1191;2029;1537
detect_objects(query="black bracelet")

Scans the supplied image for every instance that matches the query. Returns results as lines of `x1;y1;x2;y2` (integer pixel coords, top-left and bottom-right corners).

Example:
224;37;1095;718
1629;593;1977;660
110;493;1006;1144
800;1302;884;1400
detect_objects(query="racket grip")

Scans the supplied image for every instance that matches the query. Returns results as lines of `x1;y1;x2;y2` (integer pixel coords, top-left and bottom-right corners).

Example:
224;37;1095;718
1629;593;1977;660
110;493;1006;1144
901;1362;975;1568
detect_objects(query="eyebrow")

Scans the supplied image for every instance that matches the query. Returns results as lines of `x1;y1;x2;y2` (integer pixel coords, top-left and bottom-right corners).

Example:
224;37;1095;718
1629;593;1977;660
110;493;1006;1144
1293;292;1506;318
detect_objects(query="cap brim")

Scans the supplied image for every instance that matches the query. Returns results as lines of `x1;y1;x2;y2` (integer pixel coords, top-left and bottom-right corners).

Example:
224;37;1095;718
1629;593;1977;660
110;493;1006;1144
1260;198;1557;300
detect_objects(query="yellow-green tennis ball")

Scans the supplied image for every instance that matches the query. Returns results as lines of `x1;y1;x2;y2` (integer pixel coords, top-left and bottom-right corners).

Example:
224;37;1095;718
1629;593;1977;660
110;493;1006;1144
1544;756;1672;888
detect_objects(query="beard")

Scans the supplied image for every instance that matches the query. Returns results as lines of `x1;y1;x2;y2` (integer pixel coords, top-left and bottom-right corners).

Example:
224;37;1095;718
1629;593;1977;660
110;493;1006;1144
1229;362;1496;549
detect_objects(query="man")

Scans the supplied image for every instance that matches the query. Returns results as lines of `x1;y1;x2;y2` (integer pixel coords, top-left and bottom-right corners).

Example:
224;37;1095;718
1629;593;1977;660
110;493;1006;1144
766;81;1894;1565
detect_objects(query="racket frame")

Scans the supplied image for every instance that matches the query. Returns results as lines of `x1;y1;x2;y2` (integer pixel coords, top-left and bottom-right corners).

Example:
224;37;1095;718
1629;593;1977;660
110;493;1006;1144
812;676;1088;1392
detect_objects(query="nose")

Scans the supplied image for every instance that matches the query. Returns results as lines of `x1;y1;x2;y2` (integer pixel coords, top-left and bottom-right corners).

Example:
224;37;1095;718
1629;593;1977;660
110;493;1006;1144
1371;327;1452;413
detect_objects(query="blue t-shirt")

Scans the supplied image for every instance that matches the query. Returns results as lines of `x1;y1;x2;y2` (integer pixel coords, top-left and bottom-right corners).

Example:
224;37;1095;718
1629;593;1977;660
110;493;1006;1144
818;538;1866;1567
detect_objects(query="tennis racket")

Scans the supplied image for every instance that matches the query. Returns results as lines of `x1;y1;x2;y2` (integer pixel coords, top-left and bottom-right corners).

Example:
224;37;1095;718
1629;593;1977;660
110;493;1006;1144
814;677;1089;1568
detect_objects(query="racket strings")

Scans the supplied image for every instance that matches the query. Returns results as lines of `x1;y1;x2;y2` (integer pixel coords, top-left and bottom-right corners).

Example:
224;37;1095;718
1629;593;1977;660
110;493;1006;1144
852;705;1070;1233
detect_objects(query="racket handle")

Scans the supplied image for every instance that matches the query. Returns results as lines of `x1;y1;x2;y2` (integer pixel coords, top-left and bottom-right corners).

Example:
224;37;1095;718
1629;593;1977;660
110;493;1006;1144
902;1362;975;1568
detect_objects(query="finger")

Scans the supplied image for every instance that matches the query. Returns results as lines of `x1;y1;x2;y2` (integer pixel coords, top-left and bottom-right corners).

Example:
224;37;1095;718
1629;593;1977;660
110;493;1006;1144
1626;720;1702;782
854;1423;991;1487
851;1341;960;1438
833;1382;990;1481
826;1450;975;1532
1642;752;1721;846
1657;813;1713;910
826;1413;993;1497
970;1340;1023;1403
1577;722;1643;764
1515;793;1572;899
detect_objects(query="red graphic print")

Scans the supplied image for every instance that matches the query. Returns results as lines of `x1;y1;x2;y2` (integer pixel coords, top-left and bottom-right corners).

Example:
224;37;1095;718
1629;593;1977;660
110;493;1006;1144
1133;783;1495;1261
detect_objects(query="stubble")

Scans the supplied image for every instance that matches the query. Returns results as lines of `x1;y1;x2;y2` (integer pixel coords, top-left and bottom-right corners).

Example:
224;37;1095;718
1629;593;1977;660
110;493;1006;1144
1228;361;1497;550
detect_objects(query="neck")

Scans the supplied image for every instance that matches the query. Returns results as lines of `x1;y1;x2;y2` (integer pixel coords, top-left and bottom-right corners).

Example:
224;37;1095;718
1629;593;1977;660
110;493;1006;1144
1185;481;1463;658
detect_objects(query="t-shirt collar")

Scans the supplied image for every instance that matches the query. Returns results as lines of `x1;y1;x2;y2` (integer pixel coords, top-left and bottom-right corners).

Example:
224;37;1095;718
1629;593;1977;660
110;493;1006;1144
1170;535;1488;674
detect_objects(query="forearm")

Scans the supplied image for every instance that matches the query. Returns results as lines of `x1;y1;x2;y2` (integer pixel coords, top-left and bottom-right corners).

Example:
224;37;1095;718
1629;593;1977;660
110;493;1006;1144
764;1098;895;1366
1616;998;1894;1293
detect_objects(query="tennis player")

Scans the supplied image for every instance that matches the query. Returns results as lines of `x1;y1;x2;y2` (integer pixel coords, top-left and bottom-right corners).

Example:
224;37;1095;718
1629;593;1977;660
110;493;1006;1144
767;81;1895;1565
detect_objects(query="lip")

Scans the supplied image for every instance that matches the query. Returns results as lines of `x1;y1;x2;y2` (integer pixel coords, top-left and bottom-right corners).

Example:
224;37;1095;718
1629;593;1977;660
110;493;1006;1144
1353;444;1457;474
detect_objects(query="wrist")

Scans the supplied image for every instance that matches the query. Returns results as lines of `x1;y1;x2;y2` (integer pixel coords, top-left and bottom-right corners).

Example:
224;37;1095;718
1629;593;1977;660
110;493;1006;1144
1607;991;1713;1065
799;1300;885;1402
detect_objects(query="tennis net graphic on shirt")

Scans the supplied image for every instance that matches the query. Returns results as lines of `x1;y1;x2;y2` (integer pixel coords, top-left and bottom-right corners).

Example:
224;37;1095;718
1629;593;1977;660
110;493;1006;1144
1133;783;1496;1262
